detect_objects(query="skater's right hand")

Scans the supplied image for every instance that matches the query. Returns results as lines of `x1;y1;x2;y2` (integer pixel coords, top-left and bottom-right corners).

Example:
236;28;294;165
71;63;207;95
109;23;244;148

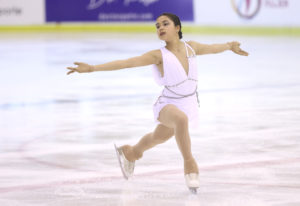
66;62;94;75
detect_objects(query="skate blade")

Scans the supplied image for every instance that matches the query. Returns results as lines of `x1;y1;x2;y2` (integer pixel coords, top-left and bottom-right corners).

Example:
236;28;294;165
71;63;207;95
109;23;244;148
189;187;198;194
114;143;129;180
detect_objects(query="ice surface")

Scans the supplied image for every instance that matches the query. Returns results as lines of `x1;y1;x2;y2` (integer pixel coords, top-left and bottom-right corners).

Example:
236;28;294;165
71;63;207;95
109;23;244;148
0;32;300;205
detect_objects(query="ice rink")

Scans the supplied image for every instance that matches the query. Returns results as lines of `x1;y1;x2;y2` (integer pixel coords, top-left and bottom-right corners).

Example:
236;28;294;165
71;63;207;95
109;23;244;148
0;32;300;206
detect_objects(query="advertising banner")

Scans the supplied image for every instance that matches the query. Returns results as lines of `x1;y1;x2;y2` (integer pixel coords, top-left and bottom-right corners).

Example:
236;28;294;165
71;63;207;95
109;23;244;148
195;0;300;26
0;0;45;25
45;0;194;22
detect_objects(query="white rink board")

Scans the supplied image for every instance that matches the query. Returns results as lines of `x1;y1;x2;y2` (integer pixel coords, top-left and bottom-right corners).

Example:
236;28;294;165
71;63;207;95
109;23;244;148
0;0;45;25
194;0;300;26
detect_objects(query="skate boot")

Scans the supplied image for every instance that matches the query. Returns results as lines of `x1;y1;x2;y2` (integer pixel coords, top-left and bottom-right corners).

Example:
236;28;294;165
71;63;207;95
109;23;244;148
185;173;200;194
114;143;135;180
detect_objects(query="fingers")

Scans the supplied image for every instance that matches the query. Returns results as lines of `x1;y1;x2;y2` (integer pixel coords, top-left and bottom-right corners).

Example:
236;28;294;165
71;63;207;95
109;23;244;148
66;66;77;75
231;41;248;56
66;62;84;75
67;66;76;70
240;50;249;56
67;70;75;75
74;62;83;66
236;49;249;56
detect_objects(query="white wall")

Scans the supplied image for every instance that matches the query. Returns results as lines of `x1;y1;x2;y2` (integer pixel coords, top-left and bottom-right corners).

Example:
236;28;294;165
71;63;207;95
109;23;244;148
0;0;45;25
0;0;299;26
194;0;300;26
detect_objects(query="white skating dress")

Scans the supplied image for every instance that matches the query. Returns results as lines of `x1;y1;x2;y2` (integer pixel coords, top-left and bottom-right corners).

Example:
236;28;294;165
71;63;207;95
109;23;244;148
152;41;200;129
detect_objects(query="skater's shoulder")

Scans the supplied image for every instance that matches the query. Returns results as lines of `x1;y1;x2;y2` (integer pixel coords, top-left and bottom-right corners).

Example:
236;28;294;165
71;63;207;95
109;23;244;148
147;49;162;55
186;40;198;50
145;49;162;60
136;49;162;66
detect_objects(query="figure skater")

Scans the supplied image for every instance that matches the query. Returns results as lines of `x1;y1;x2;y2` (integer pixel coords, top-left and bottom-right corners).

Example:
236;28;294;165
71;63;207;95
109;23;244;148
66;12;248;193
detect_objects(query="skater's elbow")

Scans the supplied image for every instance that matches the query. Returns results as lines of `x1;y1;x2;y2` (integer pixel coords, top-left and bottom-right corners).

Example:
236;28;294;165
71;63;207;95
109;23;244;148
123;56;147;68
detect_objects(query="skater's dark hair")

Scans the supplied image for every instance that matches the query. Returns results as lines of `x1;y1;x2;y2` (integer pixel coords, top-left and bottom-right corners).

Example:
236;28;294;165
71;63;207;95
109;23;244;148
157;12;182;39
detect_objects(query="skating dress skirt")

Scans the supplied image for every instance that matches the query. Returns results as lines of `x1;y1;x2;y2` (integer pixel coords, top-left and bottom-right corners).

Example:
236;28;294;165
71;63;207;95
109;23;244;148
152;41;200;129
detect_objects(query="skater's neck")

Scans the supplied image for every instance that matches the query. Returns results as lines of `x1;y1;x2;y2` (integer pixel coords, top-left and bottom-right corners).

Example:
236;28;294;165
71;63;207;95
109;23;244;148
165;39;183;52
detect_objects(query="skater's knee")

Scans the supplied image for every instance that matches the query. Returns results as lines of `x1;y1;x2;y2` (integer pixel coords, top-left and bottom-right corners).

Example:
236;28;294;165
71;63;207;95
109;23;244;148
174;115;188;129
158;105;188;129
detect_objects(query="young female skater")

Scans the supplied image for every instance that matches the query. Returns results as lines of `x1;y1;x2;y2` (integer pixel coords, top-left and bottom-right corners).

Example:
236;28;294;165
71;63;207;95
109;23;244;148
66;13;248;193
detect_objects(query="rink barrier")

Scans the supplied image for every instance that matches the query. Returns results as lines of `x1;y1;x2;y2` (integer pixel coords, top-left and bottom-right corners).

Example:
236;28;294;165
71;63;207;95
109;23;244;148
0;24;299;36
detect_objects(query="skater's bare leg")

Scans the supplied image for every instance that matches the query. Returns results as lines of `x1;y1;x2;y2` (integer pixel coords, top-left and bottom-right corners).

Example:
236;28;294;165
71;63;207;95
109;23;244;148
121;124;175;161
158;104;199;175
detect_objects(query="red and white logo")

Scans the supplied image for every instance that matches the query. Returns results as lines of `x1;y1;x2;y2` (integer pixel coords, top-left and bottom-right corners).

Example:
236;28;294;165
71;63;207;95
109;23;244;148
231;0;261;19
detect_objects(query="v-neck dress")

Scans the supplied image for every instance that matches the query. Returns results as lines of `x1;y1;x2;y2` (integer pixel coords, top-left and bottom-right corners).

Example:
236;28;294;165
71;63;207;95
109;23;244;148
152;41;200;129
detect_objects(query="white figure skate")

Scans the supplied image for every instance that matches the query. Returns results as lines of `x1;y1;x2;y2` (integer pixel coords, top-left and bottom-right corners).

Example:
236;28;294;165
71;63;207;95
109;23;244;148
114;143;135;180
185;173;200;194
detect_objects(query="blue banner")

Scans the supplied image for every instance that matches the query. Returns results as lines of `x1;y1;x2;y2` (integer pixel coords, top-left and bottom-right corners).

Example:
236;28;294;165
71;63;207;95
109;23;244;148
46;0;194;22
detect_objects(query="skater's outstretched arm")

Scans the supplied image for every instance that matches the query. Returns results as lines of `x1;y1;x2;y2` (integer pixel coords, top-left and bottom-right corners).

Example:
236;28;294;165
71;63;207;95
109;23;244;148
188;41;249;56
66;50;160;75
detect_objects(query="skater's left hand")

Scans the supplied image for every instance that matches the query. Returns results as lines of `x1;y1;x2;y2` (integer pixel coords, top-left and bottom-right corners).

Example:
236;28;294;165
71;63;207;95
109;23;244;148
228;41;249;56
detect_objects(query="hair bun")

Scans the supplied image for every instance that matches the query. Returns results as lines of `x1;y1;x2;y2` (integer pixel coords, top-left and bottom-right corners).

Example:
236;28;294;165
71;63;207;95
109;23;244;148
179;31;183;39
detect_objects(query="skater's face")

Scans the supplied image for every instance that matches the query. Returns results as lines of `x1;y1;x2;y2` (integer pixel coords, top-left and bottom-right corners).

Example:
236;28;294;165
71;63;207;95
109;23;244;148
156;15;180;41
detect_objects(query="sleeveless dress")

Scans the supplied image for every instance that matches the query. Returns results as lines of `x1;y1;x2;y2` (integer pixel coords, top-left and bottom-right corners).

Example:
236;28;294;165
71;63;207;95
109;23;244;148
152;41;200;129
